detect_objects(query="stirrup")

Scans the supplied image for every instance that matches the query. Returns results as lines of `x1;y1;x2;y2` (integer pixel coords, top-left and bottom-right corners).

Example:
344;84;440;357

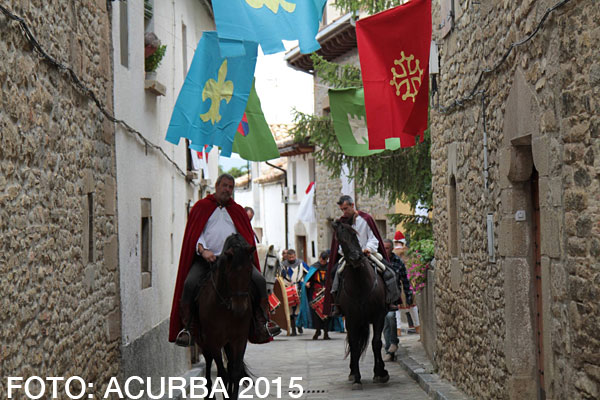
175;329;192;347
266;321;281;337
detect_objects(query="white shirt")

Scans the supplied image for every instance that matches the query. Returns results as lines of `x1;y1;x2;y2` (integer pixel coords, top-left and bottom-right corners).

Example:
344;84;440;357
354;214;379;253
196;206;237;256
339;214;379;255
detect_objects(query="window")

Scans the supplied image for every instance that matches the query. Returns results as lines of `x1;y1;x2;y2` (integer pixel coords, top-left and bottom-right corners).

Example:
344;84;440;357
119;1;129;67
449;176;459;257
182;22;188;77
291;160;297;196
87;193;94;263
308;158;316;183
185;139;193;172
141;198;152;289
440;0;454;38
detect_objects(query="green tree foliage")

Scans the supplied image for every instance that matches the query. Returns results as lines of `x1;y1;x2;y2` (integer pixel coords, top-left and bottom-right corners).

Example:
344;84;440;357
290;53;432;241
225;166;248;179
333;0;407;15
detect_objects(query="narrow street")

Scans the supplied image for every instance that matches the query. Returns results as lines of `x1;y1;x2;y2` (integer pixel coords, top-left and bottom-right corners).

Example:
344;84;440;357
242;328;430;400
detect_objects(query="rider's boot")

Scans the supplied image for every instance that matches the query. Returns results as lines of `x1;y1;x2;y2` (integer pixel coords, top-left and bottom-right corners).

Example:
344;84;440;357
250;297;282;343
175;301;193;347
330;291;343;317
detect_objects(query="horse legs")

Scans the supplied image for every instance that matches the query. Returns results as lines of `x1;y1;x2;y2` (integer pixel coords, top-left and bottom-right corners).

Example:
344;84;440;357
225;341;248;399
203;353;214;399
372;314;389;383
214;352;227;398
346;324;363;390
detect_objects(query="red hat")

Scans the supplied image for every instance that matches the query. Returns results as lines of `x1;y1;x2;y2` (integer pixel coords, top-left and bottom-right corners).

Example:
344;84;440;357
394;231;406;243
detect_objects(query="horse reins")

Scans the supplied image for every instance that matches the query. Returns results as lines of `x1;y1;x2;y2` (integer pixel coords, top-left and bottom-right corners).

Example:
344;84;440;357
340;256;379;308
210;262;250;311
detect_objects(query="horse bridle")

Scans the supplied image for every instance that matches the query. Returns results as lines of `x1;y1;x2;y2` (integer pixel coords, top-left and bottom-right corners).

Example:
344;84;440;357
210;265;250;311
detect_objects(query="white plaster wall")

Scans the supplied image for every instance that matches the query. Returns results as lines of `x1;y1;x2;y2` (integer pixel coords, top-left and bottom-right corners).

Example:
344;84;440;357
234;187;253;211
112;0;213;344
286;155;319;264
261;183;287;251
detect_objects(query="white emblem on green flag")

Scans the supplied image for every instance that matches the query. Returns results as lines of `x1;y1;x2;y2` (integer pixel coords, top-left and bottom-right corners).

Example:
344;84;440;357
328;88;400;156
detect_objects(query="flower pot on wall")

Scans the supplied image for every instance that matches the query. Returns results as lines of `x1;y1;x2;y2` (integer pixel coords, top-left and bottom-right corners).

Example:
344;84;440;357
145;70;157;81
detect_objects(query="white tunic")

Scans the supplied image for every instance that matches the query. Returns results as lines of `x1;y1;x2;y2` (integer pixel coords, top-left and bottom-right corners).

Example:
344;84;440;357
196;206;237;256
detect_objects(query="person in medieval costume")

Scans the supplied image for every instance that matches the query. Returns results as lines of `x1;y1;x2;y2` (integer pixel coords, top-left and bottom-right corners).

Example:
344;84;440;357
297;250;344;338
281;249;308;336
323;195;399;317
168;174;281;347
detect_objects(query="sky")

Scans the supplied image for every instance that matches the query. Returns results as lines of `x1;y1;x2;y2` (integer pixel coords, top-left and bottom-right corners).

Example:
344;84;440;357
219;41;314;172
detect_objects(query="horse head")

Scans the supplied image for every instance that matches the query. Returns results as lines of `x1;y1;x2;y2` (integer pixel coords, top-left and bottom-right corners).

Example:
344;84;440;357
220;233;255;315
332;221;363;265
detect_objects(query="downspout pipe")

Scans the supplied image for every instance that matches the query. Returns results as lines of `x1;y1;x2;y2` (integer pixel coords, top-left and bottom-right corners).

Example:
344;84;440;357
266;161;289;249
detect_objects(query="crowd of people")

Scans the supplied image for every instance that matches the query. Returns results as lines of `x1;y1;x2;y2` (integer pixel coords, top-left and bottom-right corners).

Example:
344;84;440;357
168;173;421;360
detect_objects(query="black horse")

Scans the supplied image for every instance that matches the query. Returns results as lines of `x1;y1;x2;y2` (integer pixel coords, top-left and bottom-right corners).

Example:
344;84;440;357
332;221;389;390
195;233;255;399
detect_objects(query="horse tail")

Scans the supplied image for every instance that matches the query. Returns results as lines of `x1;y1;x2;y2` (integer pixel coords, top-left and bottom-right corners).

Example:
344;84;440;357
344;321;371;359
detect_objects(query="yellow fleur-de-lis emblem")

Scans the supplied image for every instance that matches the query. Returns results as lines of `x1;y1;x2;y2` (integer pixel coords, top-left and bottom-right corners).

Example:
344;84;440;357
389;51;424;102
200;60;234;125
245;0;296;13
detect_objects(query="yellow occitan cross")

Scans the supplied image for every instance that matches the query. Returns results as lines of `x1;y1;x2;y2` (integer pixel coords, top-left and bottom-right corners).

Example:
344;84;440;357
245;0;296;14
389;51;423;102
200;60;234;125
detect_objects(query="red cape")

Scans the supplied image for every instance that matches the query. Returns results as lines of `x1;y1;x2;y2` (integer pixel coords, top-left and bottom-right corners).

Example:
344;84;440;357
322;210;389;315
168;194;259;342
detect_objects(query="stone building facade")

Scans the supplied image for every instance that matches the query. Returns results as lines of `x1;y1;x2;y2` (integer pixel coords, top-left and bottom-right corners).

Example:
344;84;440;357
429;0;599;398
0;0;119;397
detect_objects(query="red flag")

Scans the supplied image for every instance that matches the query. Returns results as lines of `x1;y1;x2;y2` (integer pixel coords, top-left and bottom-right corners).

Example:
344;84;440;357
356;0;431;149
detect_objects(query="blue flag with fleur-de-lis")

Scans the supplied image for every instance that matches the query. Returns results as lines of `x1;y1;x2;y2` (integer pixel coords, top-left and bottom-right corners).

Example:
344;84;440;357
165;31;258;157
213;0;327;56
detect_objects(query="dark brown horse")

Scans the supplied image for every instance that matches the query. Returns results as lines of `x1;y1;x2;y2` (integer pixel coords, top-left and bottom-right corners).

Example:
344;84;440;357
333;221;389;390
195;233;255;399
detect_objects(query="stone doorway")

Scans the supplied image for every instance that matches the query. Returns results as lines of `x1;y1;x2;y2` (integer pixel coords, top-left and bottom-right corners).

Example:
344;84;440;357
500;69;559;399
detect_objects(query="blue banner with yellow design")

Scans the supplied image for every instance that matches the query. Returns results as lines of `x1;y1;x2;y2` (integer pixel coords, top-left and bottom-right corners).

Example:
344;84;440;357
213;0;327;55
165;32;258;157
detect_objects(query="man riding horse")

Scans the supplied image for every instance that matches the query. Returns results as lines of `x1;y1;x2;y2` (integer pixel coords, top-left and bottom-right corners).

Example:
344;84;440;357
168;173;281;347
324;195;399;317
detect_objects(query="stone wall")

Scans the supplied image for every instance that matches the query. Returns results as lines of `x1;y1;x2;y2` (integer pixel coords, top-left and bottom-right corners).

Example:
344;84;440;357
430;0;599;398
0;1;119;397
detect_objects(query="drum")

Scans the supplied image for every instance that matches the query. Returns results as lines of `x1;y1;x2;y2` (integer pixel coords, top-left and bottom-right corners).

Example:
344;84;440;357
268;292;281;312
272;277;291;335
309;288;327;320
286;285;300;308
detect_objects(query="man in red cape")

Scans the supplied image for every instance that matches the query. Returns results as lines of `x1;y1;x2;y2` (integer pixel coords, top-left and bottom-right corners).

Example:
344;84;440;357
322;195;396;317
169;174;280;346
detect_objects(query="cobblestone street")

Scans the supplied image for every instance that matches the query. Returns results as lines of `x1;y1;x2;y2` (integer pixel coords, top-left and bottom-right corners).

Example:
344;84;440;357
243;328;429;400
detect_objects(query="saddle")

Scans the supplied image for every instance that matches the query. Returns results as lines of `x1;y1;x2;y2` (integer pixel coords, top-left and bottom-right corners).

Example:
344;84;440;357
337;253;400;305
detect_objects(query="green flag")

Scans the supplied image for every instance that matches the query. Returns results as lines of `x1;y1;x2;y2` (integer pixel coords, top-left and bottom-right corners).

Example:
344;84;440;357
232;82;280;161
329;87;400;156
